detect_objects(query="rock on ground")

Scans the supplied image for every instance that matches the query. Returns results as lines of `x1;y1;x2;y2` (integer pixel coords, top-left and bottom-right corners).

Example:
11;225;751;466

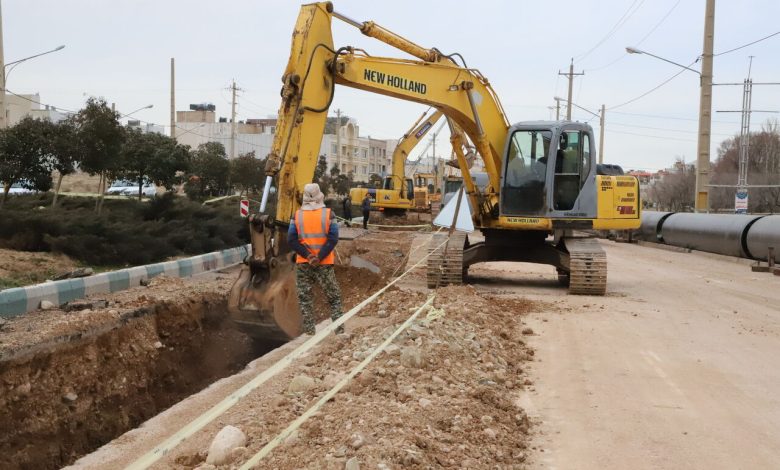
287;374;316;394
206;425;247;465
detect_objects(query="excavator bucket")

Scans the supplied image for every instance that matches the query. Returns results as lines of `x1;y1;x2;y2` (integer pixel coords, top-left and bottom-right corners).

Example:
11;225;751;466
227;216;302;342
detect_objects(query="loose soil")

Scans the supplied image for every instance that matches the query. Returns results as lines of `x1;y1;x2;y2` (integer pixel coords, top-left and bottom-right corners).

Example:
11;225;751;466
117;285;537;470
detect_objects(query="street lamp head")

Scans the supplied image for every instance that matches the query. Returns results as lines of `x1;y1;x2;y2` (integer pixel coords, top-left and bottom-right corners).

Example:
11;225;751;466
55;45;66;51
625;46;642;54
144;104;154;109
554;96;566;102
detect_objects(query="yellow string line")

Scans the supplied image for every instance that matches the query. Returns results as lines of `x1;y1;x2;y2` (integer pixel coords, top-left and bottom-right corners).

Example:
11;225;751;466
238;295;438;469
124;236;450;470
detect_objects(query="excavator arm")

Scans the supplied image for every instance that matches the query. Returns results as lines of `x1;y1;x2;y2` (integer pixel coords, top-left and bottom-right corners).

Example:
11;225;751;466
388;109;444;194
229;1;510;340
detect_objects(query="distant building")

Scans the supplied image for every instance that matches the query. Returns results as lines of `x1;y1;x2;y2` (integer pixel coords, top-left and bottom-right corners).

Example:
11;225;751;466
127;120;165;135
4;93;68;125
318;118;396;183
174;104;275;158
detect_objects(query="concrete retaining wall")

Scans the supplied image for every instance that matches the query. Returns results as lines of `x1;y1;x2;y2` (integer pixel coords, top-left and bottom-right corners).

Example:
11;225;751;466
0;245;250;318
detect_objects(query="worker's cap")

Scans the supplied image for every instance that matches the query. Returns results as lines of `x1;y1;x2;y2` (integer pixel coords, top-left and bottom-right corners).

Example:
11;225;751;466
302;183;325;210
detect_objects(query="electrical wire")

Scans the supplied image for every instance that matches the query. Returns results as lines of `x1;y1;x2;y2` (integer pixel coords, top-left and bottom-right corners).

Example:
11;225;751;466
609;129;696;142
715;30;780;56
575;0;646;63
585;0;681;73
608;110;738;124
607;58;697;111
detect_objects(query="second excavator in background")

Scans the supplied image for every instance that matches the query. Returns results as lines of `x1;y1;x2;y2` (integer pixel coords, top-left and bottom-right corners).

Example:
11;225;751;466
349;109;444;215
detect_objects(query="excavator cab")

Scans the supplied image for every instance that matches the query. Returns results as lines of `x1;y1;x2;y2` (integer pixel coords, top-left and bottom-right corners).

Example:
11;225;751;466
499;121;599;220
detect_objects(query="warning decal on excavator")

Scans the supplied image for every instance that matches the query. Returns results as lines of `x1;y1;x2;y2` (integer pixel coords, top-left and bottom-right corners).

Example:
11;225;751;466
363;69;427;94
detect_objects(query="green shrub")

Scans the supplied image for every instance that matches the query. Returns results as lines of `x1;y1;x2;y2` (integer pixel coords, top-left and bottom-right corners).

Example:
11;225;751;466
0;193;248;267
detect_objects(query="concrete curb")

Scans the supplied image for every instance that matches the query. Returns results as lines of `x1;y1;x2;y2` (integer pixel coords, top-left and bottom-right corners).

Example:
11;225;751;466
0;245;250;319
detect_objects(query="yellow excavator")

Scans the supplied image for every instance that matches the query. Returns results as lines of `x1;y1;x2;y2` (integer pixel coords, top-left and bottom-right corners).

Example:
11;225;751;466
228;2;641;340
349;109;444;214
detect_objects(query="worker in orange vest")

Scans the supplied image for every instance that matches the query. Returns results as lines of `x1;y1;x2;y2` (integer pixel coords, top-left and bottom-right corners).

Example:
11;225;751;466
287;183;343;335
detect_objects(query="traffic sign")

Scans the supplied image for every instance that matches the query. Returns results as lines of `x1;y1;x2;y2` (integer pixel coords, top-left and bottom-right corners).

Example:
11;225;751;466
735;190;748;214
240;199;249;217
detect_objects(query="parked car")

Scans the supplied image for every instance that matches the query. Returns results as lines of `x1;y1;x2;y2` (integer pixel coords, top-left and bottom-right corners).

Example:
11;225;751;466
7;182;37;195
107;179;158;197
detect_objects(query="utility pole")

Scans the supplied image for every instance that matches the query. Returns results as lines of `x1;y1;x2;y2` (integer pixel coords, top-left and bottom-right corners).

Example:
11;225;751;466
695;0;715;212
170;58;175;139
599;104;606;164
0;1;6;129
230;80;238;159
559;59;584;120
554;98;562;120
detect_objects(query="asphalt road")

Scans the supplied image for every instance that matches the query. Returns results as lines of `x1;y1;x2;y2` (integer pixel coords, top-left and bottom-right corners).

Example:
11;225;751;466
472;241;780;469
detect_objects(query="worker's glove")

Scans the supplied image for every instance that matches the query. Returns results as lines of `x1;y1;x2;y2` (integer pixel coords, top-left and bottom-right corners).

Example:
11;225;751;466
307;255;320;266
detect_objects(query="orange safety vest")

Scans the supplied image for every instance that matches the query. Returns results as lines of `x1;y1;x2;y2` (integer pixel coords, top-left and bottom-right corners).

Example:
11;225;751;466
293;207;335;265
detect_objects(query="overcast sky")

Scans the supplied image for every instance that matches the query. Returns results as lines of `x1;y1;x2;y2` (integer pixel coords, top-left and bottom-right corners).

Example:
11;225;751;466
4;0;780;171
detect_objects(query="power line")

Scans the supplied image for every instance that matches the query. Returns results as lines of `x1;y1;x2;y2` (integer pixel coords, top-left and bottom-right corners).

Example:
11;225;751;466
609;110;738;124
607;58;698;110
585;0;681;72
609;129;697;142
575;0;646;63
715;30;780;57
609;121;732;137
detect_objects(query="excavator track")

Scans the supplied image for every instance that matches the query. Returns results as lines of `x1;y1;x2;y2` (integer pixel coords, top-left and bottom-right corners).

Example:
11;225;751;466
427;232;466;288
565;237;607;295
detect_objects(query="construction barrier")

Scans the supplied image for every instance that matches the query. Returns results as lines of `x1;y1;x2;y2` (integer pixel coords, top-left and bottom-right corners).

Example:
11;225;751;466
0;245;250;319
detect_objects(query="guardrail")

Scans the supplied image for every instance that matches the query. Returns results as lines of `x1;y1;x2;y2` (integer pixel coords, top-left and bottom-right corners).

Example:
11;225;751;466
0;245;250;319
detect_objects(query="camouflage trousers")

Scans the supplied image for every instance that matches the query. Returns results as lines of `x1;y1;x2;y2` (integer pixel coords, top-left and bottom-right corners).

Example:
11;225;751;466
295;264;343;335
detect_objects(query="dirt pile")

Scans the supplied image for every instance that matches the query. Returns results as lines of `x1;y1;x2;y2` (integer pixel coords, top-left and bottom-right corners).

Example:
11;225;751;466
166;285;536;469
0;248;79;290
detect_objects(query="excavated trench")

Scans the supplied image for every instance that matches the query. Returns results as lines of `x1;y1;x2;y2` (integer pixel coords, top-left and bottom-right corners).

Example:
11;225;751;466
0;295;279;470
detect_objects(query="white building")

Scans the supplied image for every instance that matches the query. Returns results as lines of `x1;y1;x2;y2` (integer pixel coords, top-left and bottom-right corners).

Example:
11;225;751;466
127;120;165;135
173;107;396;183
318;118;396;183
174;108;275;158
4;93;68;125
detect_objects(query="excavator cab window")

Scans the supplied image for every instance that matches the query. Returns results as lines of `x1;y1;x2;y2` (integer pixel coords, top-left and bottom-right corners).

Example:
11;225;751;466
501;129;550;215
406;179;414;200
553;131;586;211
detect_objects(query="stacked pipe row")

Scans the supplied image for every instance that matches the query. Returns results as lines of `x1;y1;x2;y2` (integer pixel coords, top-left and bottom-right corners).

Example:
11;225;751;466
634;212;780;261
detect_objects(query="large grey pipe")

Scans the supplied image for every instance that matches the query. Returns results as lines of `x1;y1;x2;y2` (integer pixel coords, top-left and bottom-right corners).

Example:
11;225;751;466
744;215;780;261
636;211;673;242
659;213;763;258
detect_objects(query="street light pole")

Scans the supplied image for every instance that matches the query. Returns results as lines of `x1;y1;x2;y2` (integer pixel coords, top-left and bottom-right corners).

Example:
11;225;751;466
625;0;715;211
0;43;66;129
119;104;154;119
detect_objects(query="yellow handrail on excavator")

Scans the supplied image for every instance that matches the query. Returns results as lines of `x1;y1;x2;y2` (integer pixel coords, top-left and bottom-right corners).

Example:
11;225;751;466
228;2;641;341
